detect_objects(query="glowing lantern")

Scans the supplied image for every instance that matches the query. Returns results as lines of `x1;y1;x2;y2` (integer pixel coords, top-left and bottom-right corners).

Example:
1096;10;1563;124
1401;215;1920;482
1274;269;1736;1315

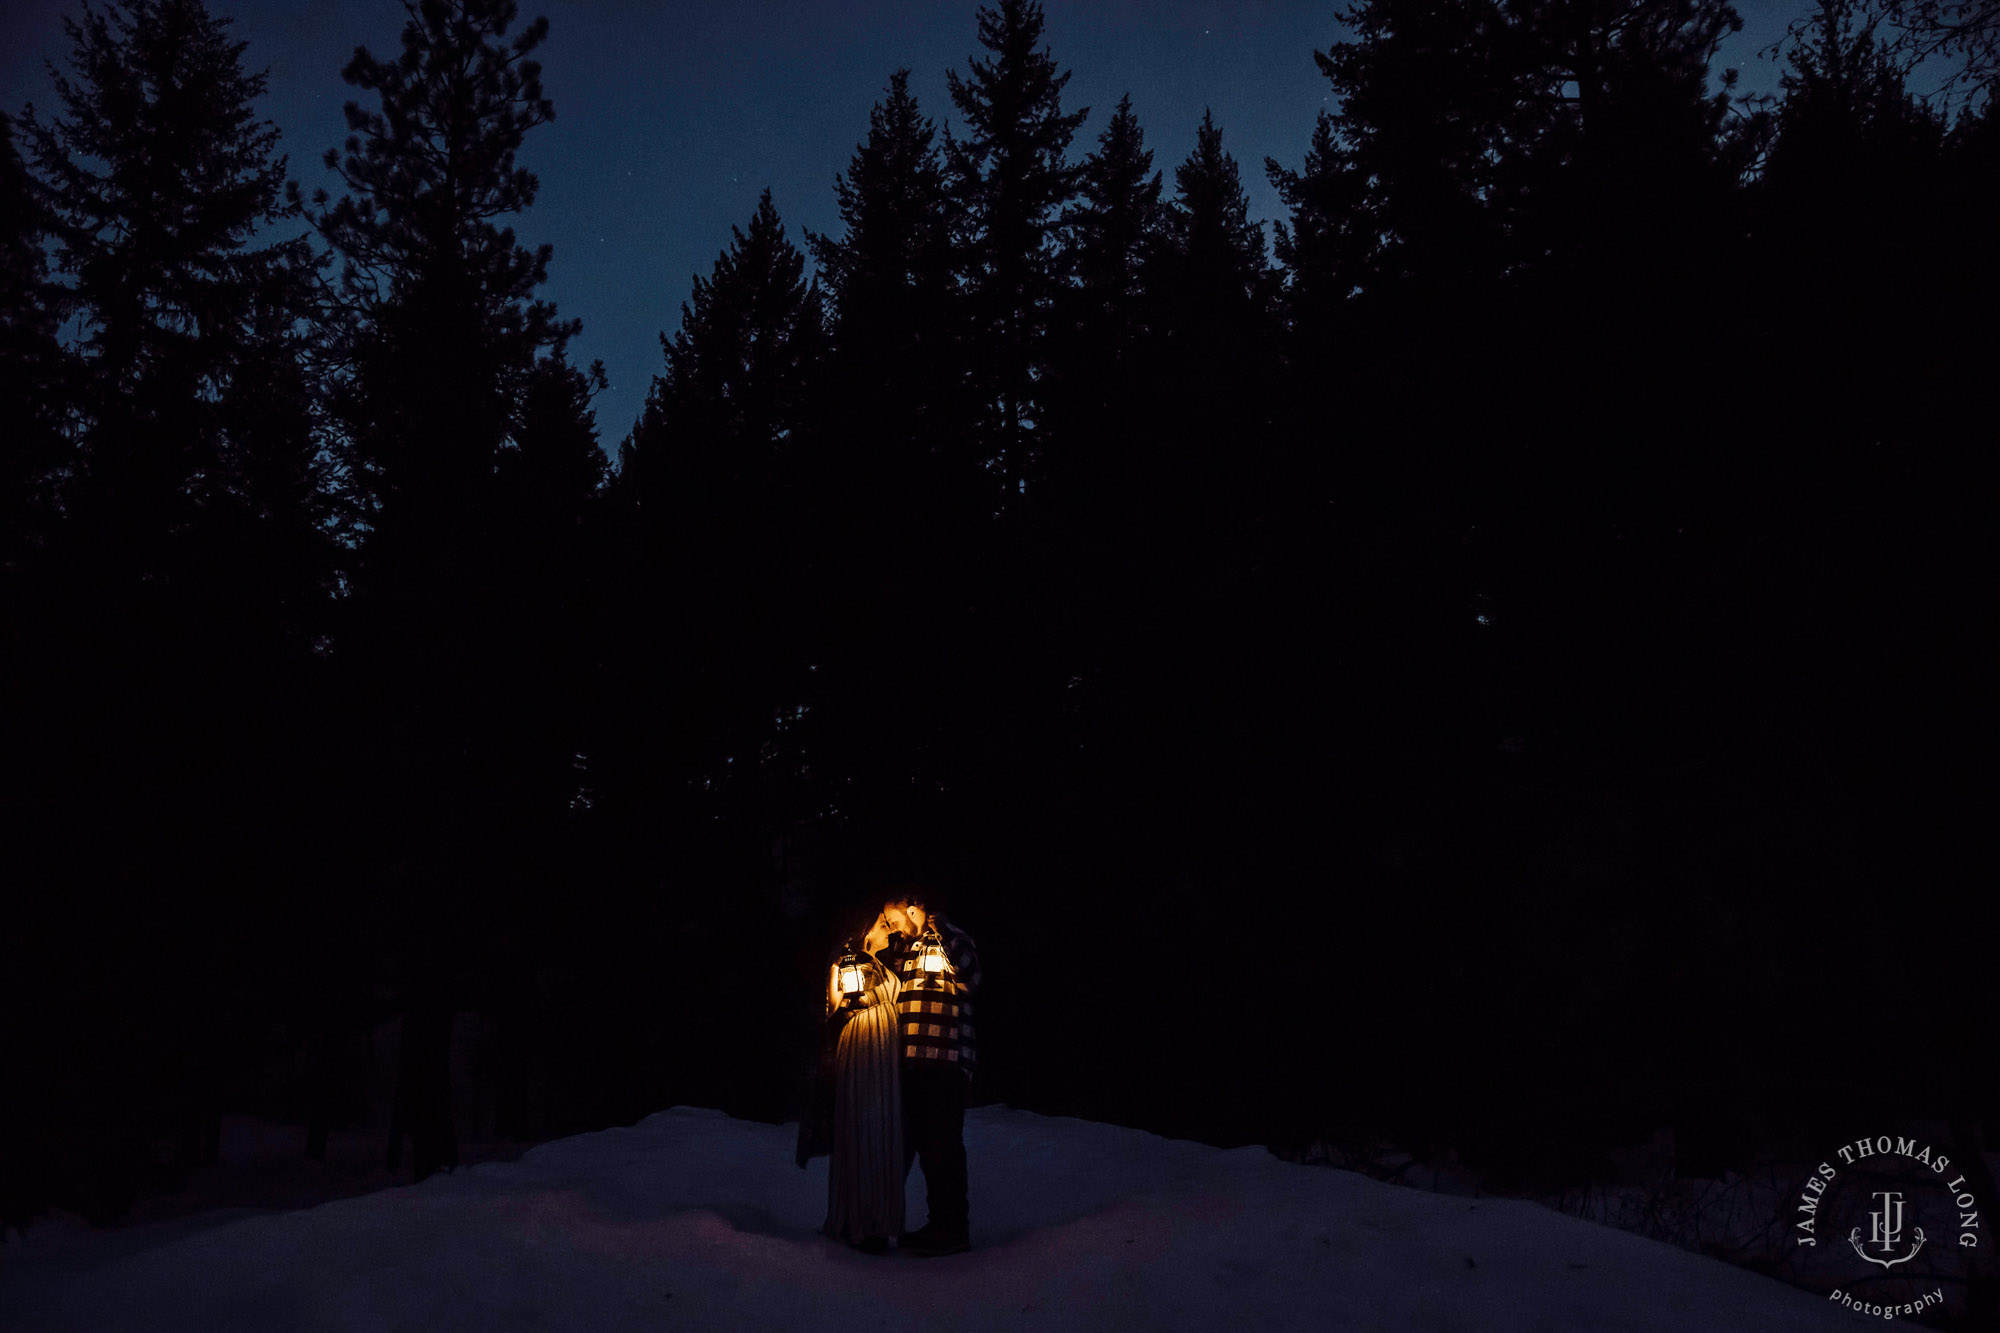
916;923;952;977
836;942;869;1001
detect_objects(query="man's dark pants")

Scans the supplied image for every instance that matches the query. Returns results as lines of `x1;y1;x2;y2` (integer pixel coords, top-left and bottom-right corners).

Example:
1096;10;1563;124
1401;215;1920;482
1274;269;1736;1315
902;1063;968;1236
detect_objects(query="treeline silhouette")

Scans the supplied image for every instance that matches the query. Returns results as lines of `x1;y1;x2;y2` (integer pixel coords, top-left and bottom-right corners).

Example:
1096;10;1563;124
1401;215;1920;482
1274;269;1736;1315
2;0;1995;1256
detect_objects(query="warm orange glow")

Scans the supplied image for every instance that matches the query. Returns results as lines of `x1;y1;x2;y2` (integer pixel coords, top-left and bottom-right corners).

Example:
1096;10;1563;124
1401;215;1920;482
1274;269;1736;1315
918;927;950;975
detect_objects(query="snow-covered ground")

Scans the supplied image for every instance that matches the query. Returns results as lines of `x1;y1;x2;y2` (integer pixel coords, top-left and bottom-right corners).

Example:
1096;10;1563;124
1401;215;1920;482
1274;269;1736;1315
1;1105;1865;1331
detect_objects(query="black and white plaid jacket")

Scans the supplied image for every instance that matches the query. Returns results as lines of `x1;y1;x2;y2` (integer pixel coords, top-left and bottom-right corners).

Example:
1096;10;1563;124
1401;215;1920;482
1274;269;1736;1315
885;916;981;1078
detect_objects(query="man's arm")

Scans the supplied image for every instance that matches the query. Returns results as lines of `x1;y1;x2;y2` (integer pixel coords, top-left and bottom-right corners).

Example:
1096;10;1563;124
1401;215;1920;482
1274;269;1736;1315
947;926;982;997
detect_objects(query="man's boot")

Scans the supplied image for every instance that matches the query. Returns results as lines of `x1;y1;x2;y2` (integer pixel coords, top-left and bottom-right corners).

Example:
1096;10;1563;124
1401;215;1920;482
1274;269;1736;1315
900;1221;969;1257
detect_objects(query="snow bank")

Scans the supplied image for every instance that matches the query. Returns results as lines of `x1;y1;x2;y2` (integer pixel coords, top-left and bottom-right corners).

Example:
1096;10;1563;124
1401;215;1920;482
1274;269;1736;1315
1;1106;1861;1331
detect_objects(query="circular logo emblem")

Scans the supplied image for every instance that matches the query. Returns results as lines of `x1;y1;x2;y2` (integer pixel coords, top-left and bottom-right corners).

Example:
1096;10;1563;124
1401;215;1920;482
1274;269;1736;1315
1793;1132;1987;1321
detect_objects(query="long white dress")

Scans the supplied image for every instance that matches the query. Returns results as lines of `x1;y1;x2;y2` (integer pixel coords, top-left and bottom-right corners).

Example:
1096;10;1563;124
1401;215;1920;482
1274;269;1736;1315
823;958;905;1245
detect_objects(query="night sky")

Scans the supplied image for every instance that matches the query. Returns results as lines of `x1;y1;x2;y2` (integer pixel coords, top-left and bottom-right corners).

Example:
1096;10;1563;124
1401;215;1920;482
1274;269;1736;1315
1;0;1811;457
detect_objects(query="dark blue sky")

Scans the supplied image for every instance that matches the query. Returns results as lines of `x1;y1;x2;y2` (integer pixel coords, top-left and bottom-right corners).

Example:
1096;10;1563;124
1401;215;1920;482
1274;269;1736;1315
3;0;1810;457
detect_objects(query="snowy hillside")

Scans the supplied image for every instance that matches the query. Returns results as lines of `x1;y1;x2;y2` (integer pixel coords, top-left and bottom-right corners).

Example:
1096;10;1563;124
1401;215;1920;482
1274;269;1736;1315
1;1106;1862;1331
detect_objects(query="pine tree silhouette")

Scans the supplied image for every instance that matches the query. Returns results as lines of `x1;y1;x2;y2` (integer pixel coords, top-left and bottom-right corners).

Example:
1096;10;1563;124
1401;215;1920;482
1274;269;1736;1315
804;71;971;538
0;106;80;1235
1065;94;1164;334
11;0;331;1218
1146;110;1275;582
302;0;576;590
600;192;829;1119
21;0;319;587
1163;110;1271;312
804;69;966;522
611;188;821;827
622;189;818;516
1266;111;1358;351
944;0;1088;506
1043;92;1163;559
0;110;66;584
491;352;610;821
809;71;958;364
301;0;584;1185
798;71;985;838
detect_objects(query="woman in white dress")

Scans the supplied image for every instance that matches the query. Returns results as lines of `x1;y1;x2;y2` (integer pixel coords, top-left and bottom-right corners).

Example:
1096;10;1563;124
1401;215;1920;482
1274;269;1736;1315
820;910;905;1251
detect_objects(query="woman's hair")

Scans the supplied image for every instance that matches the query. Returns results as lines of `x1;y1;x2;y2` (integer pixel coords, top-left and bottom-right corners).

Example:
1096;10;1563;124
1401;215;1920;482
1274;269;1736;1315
835;900;882;950
881;886;930;913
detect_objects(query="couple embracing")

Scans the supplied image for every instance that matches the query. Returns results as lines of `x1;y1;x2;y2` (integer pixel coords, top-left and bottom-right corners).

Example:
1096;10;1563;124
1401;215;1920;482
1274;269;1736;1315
797;892;981;1258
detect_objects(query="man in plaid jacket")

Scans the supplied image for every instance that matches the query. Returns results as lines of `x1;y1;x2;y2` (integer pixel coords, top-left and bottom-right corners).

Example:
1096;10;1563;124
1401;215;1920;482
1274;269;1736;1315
881;893;980;1257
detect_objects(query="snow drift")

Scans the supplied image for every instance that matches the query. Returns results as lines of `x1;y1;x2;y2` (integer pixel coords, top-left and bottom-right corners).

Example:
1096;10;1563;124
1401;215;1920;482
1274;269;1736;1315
1;1105;1863;1331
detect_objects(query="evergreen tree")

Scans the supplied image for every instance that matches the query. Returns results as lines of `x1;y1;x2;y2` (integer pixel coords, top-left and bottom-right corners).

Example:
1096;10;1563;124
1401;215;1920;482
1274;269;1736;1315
1302;0;1744;308
492;351;609;815
1751;5;1998;1227
809;71;956;357
0;107;75;1234
943;0;1088;503
1065;93;1164;329
613;188;821;801
1500;0;1747;282
300;0;588;1184
1143;109;1281;797
803;70;964;513
0;110;67;582
16;0;323;872
803;70;972;536
1476;0;1751;557
1286;0;1752;505
800;73;988;840
301;0;576;590
1266;111;1360;338
1306;0;1514;304
1042;93;1162;525
621;189;818;518
1149;110;1275;547
601;194;824;1116
1161;110;1271;311
505;354;609;518
1756;0;1947;447
300;0;589;807
10;0;331;1218
20;0;319;584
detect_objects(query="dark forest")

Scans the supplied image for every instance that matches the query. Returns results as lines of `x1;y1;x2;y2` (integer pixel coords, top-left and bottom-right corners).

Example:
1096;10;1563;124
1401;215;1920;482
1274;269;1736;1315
1;0;1994;1305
